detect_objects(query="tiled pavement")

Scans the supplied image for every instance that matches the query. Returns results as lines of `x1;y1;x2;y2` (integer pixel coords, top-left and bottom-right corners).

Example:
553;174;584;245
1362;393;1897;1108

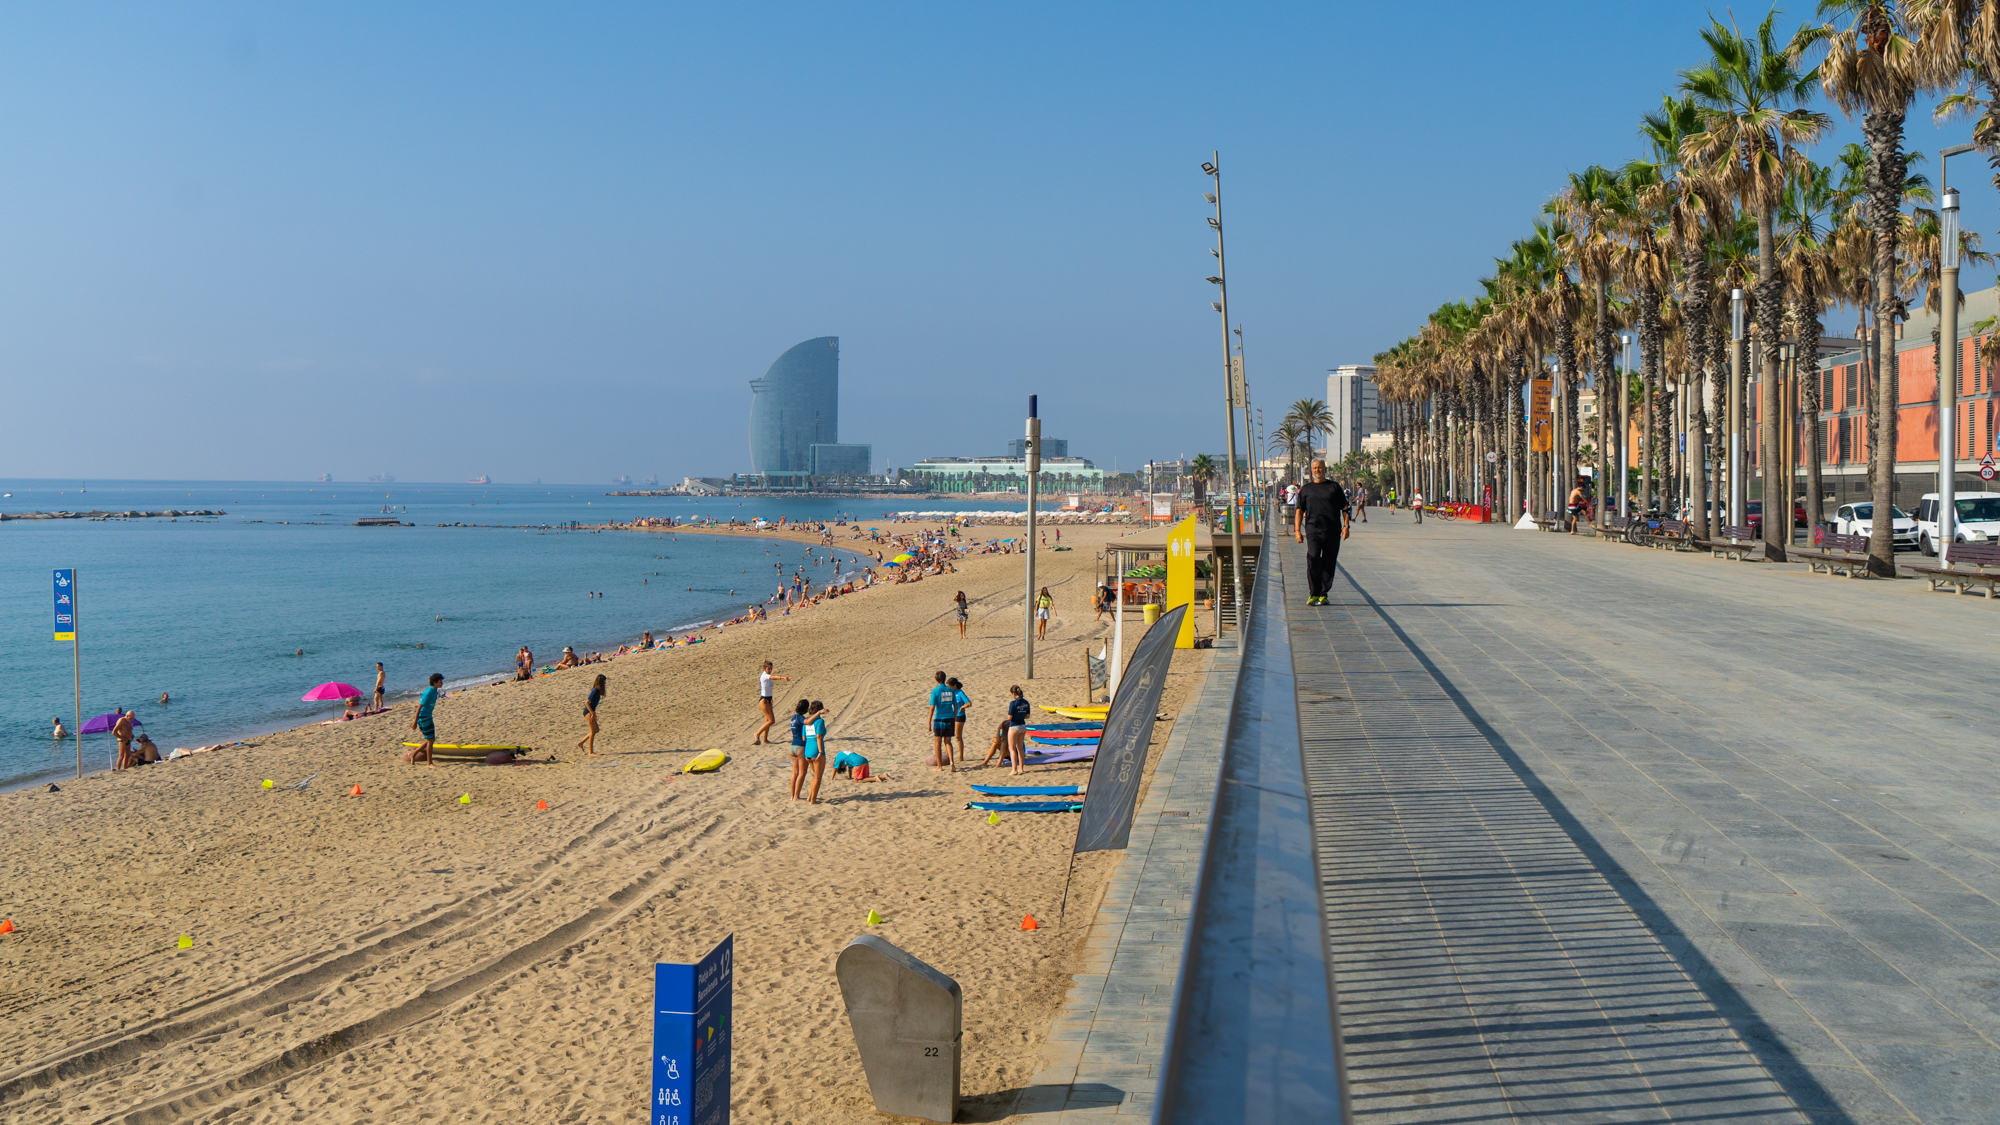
1015;639;1234;1120
1299;515;2000;1124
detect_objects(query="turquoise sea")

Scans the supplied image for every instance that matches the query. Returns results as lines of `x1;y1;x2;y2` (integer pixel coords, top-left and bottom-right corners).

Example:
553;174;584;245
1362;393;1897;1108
0;480;1028;791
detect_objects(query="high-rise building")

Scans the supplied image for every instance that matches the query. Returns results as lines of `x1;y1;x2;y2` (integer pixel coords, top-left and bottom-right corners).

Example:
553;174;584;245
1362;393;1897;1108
1327;365;1387;457
810;443;872;478
748;337;841;473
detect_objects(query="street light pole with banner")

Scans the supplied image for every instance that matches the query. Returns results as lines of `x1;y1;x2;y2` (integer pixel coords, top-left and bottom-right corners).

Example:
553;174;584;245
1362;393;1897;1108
54;569;80;779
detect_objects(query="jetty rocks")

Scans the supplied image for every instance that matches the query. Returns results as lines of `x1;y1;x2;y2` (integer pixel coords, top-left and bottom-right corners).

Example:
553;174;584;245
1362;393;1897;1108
0;509;227;521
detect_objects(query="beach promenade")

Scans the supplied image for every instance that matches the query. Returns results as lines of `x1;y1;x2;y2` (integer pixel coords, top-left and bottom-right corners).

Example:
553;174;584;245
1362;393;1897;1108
1288;514;2000;1123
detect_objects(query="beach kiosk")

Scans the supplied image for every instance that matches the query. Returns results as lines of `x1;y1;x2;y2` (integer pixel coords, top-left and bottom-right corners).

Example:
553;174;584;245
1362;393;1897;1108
1103;519;1260;653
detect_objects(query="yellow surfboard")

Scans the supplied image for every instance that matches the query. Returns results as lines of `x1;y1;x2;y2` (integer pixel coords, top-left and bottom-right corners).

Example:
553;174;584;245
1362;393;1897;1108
683;748;728;773
1042;706;1109;719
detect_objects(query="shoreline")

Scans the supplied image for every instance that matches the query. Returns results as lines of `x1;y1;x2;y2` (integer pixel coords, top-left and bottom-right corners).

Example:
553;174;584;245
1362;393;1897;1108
0;522;1199;1123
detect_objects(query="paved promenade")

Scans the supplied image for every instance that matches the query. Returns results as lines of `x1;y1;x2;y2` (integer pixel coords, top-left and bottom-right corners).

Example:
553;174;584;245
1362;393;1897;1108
1288;513;2000;1124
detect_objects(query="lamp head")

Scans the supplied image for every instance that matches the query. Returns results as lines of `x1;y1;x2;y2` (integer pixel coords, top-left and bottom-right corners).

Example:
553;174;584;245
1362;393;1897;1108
1201;162;1217;175
1206;276;1223;284
1211;301;1223;312
1204;192;1217;204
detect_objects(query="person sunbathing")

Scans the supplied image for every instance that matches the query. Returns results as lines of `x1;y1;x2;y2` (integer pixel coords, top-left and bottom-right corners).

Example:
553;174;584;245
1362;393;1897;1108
555;647;582;669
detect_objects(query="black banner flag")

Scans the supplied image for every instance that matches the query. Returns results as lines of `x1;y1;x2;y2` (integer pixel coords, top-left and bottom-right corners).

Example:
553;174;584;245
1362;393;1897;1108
1073;603;1187;853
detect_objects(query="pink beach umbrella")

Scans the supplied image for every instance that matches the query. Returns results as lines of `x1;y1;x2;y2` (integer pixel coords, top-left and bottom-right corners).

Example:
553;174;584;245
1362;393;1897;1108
303;682;362;702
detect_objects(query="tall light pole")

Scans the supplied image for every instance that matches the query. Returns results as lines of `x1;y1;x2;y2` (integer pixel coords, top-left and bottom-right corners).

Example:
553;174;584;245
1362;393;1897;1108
1939;143;1972;561
1730;288;1746;527
1619;333;1634;517
1024;394;1041;677
1203;154;1247;631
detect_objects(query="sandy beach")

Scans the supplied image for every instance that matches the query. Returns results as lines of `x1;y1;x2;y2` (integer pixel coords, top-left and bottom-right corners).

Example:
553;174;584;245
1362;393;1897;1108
0;522;1207;1124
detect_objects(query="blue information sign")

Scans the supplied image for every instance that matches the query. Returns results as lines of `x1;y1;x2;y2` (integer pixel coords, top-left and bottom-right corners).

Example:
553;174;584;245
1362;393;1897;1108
653;935;732;1125
53;569;75;641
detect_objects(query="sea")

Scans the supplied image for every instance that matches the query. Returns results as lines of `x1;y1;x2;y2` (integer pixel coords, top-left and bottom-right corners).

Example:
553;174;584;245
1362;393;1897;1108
0;479;1037;791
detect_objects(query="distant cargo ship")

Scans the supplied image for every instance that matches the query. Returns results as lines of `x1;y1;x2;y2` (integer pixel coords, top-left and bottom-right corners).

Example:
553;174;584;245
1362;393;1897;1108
641;474;658;486
317;473;332;483
368;474;396;483
612;475;633;487
468;475;490;484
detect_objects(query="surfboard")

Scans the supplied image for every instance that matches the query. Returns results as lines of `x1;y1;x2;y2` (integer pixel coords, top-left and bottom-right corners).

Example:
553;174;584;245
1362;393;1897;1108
402;742;529;751
966;800;1084;812
1041;705;1108;718
682;748;728;773
1021;747;1095;764
970;784;1081;796
1025;722;1103;731
1030;738;1099;749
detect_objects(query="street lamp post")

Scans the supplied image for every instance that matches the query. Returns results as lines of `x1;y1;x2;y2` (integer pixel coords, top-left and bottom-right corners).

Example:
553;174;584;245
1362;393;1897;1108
1940;161;1968;563
1730;288;1746;527
1619;333;1634;517
1204;154;1247;632
1024;394;1041;677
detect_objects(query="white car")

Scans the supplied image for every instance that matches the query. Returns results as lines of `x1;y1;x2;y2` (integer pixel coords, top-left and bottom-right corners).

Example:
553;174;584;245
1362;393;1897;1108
1832;502;1919;550
1914;491;2000;555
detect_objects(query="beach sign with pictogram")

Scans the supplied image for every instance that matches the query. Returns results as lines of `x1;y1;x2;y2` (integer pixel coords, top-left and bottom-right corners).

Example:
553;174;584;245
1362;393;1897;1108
654;935;732;1125
53;569;75;641
1165;513;1198;649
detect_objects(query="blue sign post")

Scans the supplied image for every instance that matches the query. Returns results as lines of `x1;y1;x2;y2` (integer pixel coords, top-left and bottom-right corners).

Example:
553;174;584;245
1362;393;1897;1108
54;569;81;779
653;935;733;1125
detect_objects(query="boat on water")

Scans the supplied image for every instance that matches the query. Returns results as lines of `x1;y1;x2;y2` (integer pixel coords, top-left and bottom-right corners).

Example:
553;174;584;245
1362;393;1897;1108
368;474;396;483
641;475;658;486
612;475;633;487
317;473;332;483
354;516;404;527
468;475;490;484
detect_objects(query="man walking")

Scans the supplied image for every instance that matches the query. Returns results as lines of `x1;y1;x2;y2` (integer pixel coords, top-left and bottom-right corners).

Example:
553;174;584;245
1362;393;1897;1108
1293;459;1351;606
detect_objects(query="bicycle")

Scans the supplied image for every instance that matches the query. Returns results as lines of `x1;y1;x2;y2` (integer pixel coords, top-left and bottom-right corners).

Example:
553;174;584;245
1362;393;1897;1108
1435;505;1459;522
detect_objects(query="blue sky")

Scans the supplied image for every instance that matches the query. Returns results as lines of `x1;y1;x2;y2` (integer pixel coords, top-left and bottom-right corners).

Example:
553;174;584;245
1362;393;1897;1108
1;2;1990;484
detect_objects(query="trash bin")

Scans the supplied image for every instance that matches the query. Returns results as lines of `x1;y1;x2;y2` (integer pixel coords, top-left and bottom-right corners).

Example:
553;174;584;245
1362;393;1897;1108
1143;604;1162;625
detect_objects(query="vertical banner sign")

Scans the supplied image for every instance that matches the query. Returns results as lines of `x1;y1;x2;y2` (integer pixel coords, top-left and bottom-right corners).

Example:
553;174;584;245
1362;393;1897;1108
1073;603;1187;853
1228;356;1247;408
53;569;75;641
1165;513;1198;649
1530;377;1554;453
653;935;733;1125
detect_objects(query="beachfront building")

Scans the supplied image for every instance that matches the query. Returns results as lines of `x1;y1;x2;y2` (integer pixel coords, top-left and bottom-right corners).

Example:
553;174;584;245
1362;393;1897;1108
1007;436;1069;459
1360;431;1394;455
810;442;873;479
909;455;1104;493
748;336;841;474
1327;364;1389;458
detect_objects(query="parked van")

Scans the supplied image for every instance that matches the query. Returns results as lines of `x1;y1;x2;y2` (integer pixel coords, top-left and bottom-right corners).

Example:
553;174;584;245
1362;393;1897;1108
1914;492;2000;554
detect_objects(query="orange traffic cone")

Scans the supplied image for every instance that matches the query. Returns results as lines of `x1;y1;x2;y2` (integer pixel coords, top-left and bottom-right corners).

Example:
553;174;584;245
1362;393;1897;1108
0;919;15;934
350;783;363;796
1020;914;1039;931
536;799;549;811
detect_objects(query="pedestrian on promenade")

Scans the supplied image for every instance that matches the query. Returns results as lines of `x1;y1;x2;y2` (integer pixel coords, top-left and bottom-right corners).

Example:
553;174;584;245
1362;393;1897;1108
1293;459;1351;607
1566;480;1587;535
1412;489;1425;525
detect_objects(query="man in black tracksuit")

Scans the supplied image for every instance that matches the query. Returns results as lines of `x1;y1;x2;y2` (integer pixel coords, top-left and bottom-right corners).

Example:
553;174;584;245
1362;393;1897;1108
1293;460;1351;606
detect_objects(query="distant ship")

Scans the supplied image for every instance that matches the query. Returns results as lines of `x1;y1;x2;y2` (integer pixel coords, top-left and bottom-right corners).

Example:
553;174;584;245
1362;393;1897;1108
368;473;396;483
317;473;332;483
612;475;633;487
641;474;658;486
468;475;491;484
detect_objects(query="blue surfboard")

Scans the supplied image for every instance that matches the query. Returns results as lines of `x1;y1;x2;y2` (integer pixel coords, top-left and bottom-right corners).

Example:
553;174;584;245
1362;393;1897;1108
967;800;1084;812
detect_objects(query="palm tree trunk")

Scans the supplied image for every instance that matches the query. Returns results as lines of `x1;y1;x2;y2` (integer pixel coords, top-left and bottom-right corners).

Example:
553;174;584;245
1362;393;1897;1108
1797;280;1824;536
1866;108;1906;576
1756;205;1787;561
1708;316;1727;539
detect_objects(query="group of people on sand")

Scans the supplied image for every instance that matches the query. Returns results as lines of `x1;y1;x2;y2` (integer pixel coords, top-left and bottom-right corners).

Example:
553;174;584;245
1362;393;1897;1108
925;670;1036;776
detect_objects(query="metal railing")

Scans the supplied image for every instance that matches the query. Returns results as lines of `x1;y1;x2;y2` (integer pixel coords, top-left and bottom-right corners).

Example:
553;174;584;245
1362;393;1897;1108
1154;512;1345;1123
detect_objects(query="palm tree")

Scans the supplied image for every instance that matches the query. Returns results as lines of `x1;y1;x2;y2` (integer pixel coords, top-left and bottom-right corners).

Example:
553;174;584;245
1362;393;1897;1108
1799;0;1955;573
1189;453;1218;504
1681;9;1830;560
1268;421;1306;483
1286;398;1336;461
1778;159;1842;535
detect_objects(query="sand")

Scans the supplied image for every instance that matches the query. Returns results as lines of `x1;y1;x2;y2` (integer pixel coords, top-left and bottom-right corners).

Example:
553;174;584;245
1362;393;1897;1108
0;522;1209;1124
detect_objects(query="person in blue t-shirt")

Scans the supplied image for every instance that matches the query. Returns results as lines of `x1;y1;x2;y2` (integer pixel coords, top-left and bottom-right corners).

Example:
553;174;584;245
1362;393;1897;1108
802;701;829;803
1006;685;1031;776
927;671;958;772
403;672;444;767
787;699;811;800
947;677;970;767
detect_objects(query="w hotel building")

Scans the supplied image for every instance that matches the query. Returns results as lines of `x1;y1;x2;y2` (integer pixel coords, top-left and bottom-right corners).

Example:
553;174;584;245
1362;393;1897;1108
1796;286;2000;507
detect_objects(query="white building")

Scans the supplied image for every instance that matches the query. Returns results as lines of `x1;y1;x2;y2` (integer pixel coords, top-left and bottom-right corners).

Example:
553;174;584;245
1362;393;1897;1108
1360;431;1394;455
1327;365;1389;457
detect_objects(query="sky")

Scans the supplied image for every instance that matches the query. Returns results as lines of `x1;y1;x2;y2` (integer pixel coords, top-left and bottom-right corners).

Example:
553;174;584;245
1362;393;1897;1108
2;2;1993;485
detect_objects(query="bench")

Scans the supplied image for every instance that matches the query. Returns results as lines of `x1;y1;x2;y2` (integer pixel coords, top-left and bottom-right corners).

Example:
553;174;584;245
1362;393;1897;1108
1790;531;1872;577
1632;518;1695;551
1909;540;2000;597
1596;513;1630;543
1698;524;1763;561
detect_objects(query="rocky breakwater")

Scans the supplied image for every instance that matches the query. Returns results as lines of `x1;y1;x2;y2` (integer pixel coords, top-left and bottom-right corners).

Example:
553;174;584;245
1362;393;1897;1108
0;509;227;521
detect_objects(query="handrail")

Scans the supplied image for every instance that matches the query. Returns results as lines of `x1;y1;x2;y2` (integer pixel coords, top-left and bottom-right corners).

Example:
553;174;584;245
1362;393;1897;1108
1153;512;1345;1123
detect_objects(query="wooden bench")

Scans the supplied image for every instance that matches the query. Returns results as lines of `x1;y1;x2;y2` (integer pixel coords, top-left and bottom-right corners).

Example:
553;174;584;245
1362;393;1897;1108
1632;518;1694;551
1790;531;1872;577
1596;513;1630;543
1698;524;1762;561
1910;540;2000;597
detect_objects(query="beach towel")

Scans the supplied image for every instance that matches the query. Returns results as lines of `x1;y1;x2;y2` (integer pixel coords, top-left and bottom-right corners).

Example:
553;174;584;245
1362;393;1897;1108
966;800;1084;813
